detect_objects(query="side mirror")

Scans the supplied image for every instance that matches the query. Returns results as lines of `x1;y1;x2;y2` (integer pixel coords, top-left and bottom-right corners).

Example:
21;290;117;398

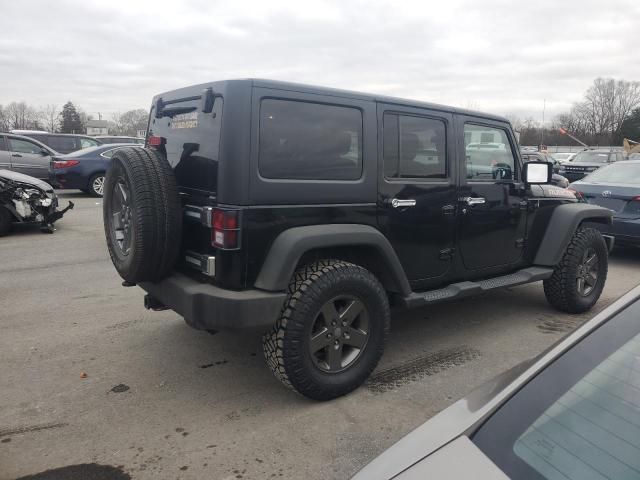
523;161;553;185
40;149;49;156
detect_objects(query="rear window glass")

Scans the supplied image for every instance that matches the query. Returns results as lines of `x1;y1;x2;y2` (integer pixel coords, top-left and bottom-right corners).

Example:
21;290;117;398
80;138;99;149
585;162;640;184
259;99;362;180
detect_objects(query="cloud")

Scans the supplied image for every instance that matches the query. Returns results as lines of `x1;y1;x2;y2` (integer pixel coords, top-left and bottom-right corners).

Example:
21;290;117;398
0;0;638;122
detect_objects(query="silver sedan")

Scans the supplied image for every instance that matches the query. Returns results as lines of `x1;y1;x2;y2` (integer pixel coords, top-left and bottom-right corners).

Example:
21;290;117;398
354;285;640;479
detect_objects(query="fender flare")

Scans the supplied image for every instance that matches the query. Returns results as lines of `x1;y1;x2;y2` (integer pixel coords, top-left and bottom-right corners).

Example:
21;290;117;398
533;203;613;266
254;224;411;295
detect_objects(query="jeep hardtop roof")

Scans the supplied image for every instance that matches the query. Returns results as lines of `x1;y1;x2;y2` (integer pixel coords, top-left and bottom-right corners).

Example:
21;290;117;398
152;78;510;124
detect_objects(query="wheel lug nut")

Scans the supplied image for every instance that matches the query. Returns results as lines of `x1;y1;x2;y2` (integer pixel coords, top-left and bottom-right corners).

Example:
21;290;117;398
342;321;347;327
326;333;332;339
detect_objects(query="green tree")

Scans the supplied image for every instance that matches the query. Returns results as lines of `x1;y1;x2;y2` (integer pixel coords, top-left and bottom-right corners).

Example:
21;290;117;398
59;101;84;134
619;108;640;143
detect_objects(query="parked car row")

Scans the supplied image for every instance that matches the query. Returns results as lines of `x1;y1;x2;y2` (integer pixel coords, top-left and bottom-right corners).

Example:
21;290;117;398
558;149;625;182
7;130;145;153
0;132;142;197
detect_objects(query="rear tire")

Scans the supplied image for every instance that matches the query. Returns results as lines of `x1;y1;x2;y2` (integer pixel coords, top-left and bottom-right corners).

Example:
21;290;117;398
543;227;608;313
103;147;182;284
263;260;390;401
0;207;12;236
88;173;106;197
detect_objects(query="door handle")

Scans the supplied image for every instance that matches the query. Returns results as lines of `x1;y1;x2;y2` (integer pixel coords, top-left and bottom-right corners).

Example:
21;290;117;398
459;197;485;206
11;153;22;158
391;198;417;208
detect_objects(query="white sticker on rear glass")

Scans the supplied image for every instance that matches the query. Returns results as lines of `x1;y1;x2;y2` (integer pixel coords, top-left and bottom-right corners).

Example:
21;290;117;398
171;111;198;129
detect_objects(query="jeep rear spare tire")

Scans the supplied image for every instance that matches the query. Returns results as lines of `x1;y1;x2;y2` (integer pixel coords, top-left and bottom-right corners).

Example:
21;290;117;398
103;147;182;284
263;260;390;401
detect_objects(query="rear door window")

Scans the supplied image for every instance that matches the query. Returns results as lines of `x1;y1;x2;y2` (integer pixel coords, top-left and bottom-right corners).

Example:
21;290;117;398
47;136;78;153
383;113;447;179
259;99;362;180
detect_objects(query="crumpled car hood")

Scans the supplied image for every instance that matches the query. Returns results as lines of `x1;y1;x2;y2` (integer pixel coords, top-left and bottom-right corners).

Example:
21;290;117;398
0;169;54;193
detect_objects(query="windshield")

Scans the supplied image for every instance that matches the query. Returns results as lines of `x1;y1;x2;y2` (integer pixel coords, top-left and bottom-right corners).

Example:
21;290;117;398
584;162;640;184
473;299;640;480
572;151;611;163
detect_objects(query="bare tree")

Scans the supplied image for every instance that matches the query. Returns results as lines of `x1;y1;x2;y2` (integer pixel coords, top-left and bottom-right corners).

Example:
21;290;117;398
0;105;10;132
5;102;40;130
40;104;59;132
561;78;640;143
110;109;147;136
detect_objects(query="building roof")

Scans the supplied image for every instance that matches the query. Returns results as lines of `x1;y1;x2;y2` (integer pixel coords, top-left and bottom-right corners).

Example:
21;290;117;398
86;119;109;128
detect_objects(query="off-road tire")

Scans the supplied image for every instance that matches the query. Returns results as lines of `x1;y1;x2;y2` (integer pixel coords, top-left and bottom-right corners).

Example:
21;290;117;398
543;227;608;313
88;173;106;197
263;259;390;401
103;147;182;284
0;207;12;236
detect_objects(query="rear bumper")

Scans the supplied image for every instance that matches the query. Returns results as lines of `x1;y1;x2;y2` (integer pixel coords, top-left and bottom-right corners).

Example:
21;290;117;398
139;273;286;331
598;217;640;246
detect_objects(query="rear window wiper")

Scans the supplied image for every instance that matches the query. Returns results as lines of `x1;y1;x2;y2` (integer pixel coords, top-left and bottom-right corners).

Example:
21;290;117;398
155;88;215;118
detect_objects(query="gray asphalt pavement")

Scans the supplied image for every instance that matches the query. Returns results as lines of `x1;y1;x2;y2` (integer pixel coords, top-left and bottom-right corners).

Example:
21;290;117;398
1;191;640;480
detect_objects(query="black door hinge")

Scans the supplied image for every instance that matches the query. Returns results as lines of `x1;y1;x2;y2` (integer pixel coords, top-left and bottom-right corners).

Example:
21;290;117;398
439;247;455;260
442;204;456;216
519;200;528;210
515;238;526;248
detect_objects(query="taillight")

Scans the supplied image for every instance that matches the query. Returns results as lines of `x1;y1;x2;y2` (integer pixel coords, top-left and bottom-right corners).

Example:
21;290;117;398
52;160;80;169
567;188;583;198
632;196;640;202
211;208;240;249
147;135;164;147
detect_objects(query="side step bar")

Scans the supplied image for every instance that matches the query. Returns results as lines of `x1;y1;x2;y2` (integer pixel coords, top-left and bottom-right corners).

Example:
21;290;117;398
401;267;554;309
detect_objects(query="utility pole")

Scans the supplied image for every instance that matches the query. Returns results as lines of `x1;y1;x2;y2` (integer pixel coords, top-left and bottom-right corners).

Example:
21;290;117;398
540;99;546;148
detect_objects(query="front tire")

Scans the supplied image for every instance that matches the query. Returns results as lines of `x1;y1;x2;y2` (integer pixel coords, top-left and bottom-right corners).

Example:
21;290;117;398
0;207;12;236
263;260;390;401
543;227;608;313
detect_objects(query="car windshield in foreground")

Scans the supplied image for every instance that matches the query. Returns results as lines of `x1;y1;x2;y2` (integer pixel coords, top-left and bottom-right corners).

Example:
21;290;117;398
583;162;640;184
473;298;640;480
572;151;610;163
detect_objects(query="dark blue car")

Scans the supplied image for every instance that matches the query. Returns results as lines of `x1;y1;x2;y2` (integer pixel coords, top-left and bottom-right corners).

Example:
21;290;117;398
51;144;142;197
570;160;640;247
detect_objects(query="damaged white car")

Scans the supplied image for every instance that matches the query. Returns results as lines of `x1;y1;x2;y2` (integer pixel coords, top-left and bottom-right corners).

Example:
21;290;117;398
0;169;73;235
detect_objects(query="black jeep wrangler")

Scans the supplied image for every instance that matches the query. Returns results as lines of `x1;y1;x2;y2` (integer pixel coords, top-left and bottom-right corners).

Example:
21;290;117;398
103;79;613;401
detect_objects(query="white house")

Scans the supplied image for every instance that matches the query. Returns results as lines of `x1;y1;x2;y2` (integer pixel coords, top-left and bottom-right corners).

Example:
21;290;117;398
86;120;109;136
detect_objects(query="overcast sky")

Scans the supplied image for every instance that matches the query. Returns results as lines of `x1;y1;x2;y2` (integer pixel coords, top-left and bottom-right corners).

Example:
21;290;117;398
1;0;638;122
